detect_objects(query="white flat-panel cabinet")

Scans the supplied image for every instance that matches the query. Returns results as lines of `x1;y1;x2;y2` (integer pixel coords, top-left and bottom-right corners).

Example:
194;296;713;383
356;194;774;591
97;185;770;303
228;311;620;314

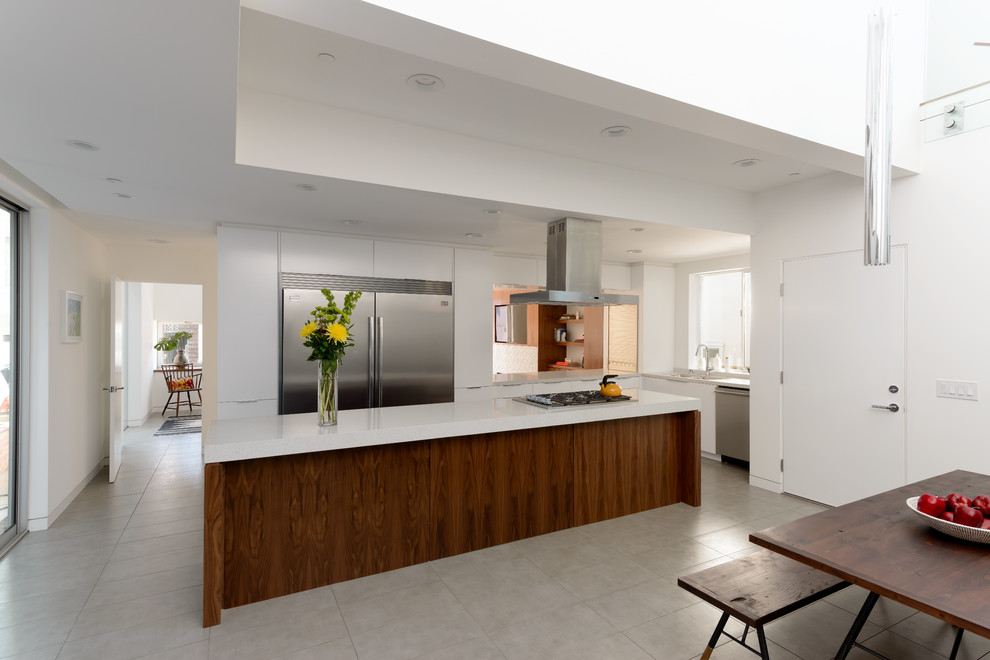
374;241;453;281
454;248;494;388
493;255;540;286
279;232;373;276
454;386;493;402
491;383;532;399
218;227;279;416
217;399;278;419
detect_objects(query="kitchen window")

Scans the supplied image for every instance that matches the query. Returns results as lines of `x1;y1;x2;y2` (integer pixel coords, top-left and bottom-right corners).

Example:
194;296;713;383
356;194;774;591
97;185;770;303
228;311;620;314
156;321;202;367
693;269;750;371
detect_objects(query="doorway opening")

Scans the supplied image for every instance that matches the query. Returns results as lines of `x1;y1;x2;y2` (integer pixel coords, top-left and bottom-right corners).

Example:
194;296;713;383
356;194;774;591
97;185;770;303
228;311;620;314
121;282;204;429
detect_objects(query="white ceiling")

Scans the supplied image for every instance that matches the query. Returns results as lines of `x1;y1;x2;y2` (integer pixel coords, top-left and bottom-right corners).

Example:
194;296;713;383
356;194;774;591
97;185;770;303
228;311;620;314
0;0;851;265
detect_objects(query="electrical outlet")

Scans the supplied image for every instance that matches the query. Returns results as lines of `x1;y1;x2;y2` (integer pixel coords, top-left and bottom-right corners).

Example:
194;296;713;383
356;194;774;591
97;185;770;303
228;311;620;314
936;379;978;401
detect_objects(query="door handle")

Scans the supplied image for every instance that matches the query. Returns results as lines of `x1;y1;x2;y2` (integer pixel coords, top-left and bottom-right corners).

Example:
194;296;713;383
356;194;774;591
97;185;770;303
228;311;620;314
871;403;899;412
102;386;125;393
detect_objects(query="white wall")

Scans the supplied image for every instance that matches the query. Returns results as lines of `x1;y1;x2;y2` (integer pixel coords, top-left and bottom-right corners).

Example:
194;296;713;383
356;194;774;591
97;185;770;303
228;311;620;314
125;282;156;426
674;254;750;371
152;283;202;322
40;212;109;528
751;126;990;491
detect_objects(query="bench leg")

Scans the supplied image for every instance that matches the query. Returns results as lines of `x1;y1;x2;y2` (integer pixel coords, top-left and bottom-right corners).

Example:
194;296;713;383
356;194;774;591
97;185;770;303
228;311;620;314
701;611;730;660
833;591;879;660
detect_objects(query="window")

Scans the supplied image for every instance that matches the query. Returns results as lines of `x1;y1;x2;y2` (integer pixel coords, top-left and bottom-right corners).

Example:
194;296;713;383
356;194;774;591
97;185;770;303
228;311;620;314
694;270;751;371
156;321;202;367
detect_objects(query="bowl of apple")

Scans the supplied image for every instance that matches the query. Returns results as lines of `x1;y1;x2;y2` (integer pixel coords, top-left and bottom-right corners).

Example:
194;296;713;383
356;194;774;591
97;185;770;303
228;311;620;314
908;493;990;544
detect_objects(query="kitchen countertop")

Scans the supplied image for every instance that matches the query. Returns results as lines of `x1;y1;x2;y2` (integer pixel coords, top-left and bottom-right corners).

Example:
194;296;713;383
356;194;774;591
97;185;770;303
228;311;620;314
492;369;639;386
203;389;699;464
645;371;750;389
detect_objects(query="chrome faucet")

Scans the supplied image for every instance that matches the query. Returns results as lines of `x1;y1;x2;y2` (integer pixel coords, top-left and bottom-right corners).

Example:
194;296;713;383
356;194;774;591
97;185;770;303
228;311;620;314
695;344;713;375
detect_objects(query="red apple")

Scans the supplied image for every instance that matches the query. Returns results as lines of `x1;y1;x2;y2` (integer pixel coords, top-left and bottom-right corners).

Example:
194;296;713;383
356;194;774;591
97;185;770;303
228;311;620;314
917;493;946;517
954;506;984;528
946;493;971;512
971;494;990;517
940;511;955;522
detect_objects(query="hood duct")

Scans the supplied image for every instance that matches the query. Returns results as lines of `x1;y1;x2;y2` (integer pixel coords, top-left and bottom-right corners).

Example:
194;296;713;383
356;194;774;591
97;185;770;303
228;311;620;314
509;218;639;306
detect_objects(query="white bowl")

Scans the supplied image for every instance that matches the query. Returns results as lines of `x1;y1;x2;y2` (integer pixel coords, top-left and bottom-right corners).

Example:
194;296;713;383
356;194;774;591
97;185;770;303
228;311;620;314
907;496;990;544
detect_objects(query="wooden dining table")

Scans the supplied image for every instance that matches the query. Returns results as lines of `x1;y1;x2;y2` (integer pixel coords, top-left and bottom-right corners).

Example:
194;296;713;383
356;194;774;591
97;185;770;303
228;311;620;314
749;469;990;660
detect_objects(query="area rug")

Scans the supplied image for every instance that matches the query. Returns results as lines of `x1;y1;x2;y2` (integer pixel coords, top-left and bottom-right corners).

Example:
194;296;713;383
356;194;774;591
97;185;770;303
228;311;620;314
154;415;202;436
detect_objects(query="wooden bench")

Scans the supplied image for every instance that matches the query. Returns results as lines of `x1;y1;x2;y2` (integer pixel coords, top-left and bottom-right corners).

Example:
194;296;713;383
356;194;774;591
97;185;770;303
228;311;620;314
677;549;849;660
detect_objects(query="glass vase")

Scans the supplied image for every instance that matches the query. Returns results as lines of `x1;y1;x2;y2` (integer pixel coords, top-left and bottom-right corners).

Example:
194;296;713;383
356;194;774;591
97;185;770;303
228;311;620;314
317;359;338;426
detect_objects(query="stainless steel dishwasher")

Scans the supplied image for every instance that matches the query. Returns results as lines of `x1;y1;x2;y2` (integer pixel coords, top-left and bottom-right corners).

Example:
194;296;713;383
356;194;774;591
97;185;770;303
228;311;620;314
715;386;750;465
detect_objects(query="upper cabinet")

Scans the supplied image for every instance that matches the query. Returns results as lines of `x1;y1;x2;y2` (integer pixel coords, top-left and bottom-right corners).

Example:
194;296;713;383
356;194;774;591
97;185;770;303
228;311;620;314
278;231;453;282
279;232;374;276
373;241;453;281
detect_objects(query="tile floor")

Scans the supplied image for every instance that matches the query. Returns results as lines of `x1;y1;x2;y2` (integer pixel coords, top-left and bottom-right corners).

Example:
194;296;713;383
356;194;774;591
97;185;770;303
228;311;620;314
2;418;989;659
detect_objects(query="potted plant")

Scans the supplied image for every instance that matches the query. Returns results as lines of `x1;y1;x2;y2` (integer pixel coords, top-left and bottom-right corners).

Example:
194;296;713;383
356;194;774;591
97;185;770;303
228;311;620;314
154;331;193;365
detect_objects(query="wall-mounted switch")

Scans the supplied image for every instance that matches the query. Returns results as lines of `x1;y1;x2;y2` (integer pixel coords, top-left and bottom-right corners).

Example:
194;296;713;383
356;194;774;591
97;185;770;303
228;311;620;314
936;379;978;400
943;102;964;135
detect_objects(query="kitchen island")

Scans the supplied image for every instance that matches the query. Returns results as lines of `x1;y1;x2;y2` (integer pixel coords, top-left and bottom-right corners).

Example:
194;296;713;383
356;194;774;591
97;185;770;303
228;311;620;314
202;390;700;626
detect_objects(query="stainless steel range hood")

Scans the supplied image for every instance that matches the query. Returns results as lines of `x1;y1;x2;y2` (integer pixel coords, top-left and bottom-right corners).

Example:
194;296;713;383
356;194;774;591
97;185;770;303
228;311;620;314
509;218;639;306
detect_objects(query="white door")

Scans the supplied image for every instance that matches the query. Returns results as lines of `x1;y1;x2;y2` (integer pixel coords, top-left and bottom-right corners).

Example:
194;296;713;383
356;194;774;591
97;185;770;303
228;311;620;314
781;247;905;506
107;276;125;482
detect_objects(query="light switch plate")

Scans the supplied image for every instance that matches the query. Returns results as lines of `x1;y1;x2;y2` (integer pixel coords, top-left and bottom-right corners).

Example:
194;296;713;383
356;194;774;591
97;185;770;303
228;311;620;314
936;379;979;401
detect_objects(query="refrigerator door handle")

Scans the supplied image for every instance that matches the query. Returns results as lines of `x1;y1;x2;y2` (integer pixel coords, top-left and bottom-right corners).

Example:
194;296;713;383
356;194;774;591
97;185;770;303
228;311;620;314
376;316;384;406
367;316;376;408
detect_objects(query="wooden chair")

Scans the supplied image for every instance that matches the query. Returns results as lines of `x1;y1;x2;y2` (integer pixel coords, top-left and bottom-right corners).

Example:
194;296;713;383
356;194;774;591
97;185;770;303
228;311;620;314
677;549;849;659
161;365;203;416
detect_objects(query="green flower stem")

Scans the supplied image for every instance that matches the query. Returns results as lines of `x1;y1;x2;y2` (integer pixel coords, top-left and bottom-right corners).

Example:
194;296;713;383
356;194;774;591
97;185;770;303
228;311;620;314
317;359;337;426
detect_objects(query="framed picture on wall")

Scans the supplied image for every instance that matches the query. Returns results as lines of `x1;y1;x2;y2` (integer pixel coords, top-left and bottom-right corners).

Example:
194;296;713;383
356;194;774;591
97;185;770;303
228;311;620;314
62;290;83;343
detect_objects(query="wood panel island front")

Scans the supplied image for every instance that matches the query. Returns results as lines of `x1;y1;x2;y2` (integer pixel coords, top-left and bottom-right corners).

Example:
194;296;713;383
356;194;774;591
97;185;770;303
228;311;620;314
201;390;701;626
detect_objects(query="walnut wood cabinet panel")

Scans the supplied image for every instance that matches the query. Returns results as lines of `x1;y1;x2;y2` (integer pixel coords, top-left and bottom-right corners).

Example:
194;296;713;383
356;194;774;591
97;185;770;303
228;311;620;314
203;410;699;626
432;426;573;558
573;412;700;525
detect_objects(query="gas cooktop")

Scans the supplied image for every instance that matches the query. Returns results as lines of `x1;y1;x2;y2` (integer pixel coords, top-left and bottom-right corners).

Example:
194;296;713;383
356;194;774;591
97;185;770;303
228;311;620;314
515;390;634;408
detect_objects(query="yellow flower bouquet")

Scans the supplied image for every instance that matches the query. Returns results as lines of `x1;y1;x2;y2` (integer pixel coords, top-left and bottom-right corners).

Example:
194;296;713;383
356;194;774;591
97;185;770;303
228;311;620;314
300;289;362;425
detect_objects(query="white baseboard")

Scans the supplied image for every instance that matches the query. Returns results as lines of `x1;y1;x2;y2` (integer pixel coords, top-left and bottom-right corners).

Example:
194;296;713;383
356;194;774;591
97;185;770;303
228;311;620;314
749;473;782;494
28;460;107;531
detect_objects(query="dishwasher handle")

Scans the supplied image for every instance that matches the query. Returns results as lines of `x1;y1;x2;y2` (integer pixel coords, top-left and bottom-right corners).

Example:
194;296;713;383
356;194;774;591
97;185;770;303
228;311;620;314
715;387;750;396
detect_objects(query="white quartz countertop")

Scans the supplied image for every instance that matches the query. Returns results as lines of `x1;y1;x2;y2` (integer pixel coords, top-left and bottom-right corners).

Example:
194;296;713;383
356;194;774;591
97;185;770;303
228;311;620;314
203;389;699;464
492;370;639;386
644;372;750;389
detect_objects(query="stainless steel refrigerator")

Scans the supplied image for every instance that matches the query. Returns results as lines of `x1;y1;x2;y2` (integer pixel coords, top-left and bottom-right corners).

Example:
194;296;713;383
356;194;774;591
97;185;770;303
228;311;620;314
280;275;454;414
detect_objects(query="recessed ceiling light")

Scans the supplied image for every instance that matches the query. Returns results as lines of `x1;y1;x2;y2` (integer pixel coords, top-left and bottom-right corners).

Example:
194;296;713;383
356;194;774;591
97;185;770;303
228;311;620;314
406;74;444;92
732;158;761;168
113;193;135;199
318;52;335;63
296;183;317;191
483;209;501;215
105;177;122;184
626;249;643;254
67;139;99;151
148;238;170;244
464;232;484;238
341;219;364;226
630;227;645;232
601;125;632;138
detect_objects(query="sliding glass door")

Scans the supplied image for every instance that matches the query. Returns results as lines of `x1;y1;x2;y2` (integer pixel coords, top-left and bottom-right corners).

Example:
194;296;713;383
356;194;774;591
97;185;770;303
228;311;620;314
0;199;19;552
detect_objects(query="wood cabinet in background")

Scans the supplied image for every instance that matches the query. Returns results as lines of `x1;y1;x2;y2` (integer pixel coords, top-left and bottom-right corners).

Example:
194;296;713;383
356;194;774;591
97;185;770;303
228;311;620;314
539;306;603;371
